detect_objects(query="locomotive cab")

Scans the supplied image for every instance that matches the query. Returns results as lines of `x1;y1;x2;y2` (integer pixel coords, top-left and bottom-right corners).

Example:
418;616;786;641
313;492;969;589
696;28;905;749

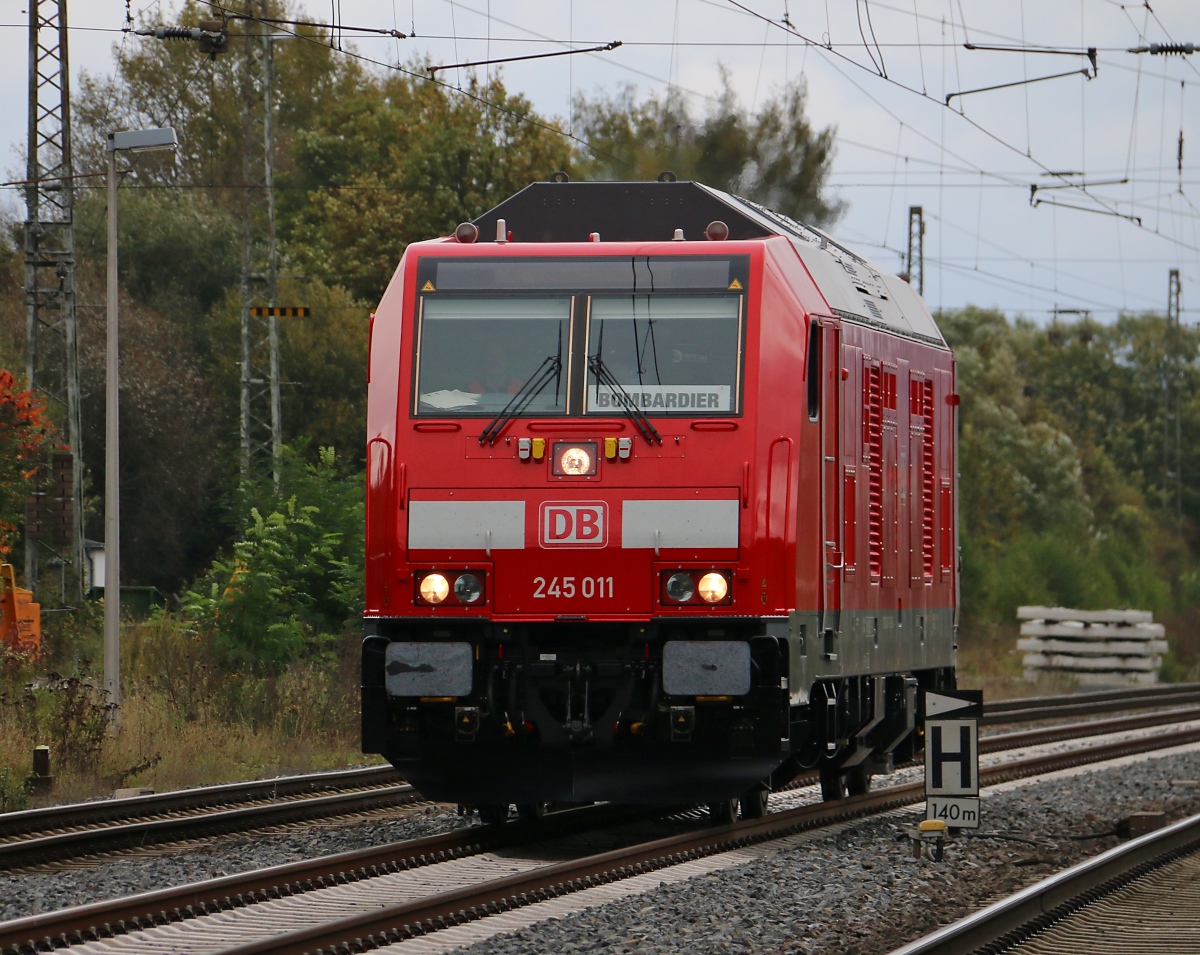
362;181;957;813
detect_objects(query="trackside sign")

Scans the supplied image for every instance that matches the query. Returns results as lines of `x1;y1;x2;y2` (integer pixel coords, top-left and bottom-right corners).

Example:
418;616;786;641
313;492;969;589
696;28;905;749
539;502;607;548
923;689;983;829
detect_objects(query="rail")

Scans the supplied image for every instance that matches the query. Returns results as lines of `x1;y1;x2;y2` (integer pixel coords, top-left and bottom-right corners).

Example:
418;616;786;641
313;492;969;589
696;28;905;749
0;783;417;871
980;682;1200;724
5;715;1199;955
887;810;1200;955
0;764;403;840
3;683;1199;872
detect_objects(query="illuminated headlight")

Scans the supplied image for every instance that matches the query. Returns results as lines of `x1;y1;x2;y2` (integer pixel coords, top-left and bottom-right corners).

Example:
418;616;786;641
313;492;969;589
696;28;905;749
419;573;450;604
697;572;729;603
660;569;732;606
551;441;598;476
559;446;592;475
665;572;695;602
454;573;483;604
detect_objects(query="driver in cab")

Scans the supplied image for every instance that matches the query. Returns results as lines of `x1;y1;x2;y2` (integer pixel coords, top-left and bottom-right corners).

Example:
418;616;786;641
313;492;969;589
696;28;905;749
469;342;525;396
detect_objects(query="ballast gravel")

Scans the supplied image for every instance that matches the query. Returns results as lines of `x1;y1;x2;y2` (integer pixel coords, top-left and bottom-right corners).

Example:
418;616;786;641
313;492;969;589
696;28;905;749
0;805;470;923
3;749;1200;954
443;747;1200;955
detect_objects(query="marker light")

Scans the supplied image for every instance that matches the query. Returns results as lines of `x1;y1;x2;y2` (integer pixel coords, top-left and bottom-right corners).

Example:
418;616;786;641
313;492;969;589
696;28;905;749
419;573;450;604
697;572;729;603
665;572;695;602
454;573;483;603
704;219;730;241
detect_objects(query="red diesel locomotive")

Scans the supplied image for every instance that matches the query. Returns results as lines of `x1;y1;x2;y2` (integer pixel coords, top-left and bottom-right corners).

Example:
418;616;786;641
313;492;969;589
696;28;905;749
362;179;958;822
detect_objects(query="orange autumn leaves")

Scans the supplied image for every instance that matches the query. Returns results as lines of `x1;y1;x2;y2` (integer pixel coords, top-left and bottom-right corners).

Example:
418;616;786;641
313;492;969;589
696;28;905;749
0;370;54;556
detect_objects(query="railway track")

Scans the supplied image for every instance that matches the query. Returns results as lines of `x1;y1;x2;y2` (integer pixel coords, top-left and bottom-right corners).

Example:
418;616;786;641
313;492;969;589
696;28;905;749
889;809;1200;954
980;682;1200;725
2;683;1198;874
4;710;1199;955
0;767;415;871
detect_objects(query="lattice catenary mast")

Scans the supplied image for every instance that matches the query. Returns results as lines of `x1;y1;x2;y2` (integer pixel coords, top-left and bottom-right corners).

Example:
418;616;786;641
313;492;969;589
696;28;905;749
906;206;925;297
1166;268;1183;531
238;2;282;484
24;0;84;599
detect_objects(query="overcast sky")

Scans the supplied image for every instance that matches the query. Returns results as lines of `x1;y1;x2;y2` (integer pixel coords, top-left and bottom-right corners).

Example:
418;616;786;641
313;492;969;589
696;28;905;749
3;1;1198;321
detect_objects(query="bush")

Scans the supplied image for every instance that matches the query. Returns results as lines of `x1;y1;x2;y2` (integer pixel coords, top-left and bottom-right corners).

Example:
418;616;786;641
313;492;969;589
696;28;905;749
182;446;363;673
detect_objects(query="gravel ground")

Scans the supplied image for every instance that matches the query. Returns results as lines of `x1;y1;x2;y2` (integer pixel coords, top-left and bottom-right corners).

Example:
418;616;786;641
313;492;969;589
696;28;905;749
445;748;1200;955
4;747;1200;954
0;804;470;922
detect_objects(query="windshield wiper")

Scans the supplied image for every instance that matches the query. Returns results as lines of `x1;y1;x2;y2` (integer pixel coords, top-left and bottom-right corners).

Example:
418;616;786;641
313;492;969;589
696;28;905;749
478;355;562;445
588;354;662;445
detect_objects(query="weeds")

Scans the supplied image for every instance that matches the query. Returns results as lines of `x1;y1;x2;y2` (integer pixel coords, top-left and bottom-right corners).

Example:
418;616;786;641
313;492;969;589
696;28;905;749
0;613;369;805
0;764;29;812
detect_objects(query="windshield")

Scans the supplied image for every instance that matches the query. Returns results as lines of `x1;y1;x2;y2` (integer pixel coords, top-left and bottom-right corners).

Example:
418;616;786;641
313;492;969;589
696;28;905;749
415;296;570;415
586;295;742;415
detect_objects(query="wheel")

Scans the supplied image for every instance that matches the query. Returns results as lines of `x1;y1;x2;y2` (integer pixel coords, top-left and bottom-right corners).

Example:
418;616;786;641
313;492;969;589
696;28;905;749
739;786;769;820
477;804;510;825
819;766;849;802
845;765;872;796
708;798;739;825
516;802;546;823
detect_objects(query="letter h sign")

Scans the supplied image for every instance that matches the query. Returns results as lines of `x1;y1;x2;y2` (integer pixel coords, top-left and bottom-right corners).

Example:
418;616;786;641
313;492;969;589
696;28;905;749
924;719;979;796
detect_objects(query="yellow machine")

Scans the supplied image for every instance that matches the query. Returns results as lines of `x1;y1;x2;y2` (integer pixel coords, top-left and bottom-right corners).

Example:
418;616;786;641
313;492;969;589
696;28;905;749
0;563;40;655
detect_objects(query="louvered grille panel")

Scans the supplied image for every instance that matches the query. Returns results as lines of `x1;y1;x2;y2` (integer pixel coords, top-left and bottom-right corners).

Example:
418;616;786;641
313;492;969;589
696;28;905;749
920;380;936;579
864;363;883;578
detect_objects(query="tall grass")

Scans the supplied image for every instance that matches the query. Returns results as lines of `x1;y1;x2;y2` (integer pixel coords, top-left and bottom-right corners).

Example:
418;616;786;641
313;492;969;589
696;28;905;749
0;612;371;810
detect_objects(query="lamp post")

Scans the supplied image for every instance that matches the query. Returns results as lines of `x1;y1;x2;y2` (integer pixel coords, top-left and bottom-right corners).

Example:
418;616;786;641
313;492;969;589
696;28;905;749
104;127;177;714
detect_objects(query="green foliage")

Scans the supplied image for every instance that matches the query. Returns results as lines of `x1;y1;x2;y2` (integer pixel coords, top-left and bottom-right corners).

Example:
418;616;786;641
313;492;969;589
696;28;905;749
0;764;30;813
183;447;363;672
574;76;843;226
74;188;241;357
288;72;574;301
2;672;113;774
205;278;370;457
941;306;1194;636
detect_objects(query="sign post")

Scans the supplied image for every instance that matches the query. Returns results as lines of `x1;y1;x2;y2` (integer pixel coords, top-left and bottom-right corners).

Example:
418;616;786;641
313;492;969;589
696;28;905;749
923;689;983;828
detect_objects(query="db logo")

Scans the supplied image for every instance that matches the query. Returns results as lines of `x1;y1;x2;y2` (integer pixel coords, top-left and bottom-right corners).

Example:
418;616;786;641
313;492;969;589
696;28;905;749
540;502;607;548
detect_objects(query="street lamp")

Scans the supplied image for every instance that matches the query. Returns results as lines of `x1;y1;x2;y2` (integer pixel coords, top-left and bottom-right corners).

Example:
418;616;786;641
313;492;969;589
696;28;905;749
104;127;177;714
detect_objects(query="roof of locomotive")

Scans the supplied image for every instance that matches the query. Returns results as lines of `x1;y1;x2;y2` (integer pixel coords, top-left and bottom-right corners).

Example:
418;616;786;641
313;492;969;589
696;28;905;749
470;179;945;347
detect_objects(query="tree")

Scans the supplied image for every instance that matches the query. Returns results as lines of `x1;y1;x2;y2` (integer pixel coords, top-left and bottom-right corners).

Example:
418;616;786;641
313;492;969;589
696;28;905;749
205;277;369;456
287;72;574;302
0;370;53;558
574;76;844;226
938;306;1187;625
71;267;224;593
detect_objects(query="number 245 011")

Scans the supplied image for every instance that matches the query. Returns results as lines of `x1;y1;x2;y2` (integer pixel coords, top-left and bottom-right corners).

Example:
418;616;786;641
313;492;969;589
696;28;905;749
533;576;614;599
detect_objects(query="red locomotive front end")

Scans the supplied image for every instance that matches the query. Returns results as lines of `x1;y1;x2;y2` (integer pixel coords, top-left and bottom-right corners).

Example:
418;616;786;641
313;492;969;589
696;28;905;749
362;181;957;819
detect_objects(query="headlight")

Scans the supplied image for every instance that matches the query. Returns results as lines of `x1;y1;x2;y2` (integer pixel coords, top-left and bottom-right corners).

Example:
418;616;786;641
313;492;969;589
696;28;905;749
419;573;450;604
665;572;695;602
551;441;598;476
454;573;483;603
559;446;592;475
697;572;729;603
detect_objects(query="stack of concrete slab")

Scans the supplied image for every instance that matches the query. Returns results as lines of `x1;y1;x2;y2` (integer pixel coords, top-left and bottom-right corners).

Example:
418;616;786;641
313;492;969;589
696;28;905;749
1017;606;1167;686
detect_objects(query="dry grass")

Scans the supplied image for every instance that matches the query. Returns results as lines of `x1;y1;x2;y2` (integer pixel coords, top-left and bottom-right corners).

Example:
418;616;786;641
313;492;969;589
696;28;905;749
956;613;1200;700
4;605;1194;812
0;614;379;811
